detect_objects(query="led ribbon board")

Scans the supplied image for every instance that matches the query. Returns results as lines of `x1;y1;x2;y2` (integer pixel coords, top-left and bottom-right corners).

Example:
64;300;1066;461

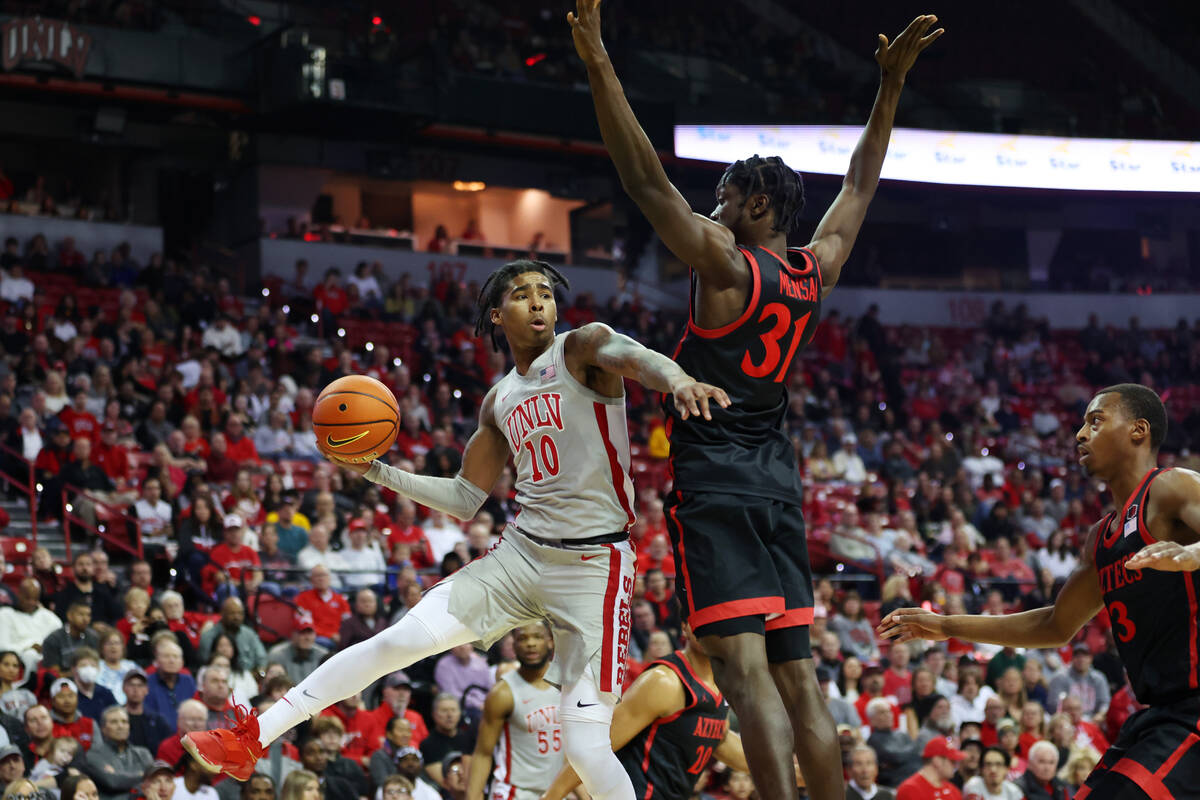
674;126;1200;192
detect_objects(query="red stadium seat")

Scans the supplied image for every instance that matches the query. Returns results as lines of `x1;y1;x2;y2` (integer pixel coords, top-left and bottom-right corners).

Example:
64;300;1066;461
0;537;33;563
254;594;298;645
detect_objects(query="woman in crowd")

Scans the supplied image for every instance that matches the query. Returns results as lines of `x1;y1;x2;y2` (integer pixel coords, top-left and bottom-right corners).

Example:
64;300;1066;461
279;770;322;800
224;469;264;526
58;774;100;800
1036;530;1076;583
96;631;137;704
1017;700;1047;759
827;590;880;664
207;634;259;705
837;656;864;704
902;666;941;737
0;651;37;717
116;588;151;643
1021;658;1050;710
995;666;1027;719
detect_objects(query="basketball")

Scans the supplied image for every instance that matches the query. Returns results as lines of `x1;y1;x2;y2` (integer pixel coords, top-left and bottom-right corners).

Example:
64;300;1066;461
312;375;400;463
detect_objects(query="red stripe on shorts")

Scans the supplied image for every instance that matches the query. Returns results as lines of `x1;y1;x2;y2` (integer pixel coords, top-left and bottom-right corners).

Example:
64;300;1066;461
599;543;621;693
764;606;815;631
1186;574;1199;690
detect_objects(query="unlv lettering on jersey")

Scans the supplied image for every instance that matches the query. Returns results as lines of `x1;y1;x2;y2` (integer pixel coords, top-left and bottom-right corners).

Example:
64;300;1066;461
524;706;559;732
503;392;564;449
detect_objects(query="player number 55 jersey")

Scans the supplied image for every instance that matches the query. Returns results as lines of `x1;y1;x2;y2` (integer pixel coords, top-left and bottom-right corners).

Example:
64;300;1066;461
491;333;636;540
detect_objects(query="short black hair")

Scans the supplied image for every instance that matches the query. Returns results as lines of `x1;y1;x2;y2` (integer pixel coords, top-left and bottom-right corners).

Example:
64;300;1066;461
982;745;1011;767
473;259;569;351
1097;383;1167;451
718;155;806;234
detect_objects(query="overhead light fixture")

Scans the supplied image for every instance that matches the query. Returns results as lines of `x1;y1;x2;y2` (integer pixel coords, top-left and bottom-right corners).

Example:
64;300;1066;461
452;181;486;192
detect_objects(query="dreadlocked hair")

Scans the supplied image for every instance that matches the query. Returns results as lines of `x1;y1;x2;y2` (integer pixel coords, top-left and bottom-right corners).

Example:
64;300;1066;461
719;154;806;235
473;259;570;351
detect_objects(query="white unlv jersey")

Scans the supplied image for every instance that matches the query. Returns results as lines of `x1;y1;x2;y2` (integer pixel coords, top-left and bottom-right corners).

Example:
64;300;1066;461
491;669;562;795
491;333;636;540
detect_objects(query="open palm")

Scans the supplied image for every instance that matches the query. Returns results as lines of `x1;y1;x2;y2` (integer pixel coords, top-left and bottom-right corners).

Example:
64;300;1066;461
876;14;943;79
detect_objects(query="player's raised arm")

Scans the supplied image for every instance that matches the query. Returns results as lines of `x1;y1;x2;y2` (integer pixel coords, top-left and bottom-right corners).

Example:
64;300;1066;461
466;681;514;800
1126;468;1200;571
568;0;742;286
564;323;730;421
331;387;507;520
540;666;685;800
806;14;943;296
878;520;1106;649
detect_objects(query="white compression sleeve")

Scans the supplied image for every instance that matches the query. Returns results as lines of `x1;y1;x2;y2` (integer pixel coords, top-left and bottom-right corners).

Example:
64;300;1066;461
255;582;478;746
365;461;487;521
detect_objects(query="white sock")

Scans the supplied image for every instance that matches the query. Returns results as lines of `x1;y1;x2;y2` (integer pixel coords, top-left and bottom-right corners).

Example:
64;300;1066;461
255;582;477;747
559;666;634;800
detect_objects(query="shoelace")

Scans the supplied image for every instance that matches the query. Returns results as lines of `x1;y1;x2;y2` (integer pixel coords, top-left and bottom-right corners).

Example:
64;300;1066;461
226;703;263;752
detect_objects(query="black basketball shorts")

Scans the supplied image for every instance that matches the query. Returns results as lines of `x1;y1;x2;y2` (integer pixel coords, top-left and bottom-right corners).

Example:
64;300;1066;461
664;490;813;662
1075;695;1200;800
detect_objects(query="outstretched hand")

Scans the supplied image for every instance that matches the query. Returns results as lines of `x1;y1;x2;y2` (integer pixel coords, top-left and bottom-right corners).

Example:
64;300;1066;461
875;14;944;80
567;0;607;65
877;607;950;644
1126;540;1200;572
672;380;731;422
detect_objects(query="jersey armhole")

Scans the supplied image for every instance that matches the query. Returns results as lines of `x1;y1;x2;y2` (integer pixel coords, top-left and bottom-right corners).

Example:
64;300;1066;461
1137;467;1171;546
686;247;761;339
651;658;698;710
557;331;625;406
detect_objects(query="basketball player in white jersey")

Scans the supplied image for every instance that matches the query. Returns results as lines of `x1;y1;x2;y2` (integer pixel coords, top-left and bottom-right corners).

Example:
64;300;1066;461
183;259;729;800
467;622;562;800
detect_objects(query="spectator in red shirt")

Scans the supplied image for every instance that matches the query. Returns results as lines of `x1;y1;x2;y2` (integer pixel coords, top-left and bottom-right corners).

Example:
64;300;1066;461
883;641;914;705
394;414;432;459
93;423;131;486
222;416;261;466
855;665;903;730
49;677;100;752
295;564;351;647
635;534;676;579
205;432;238;485
642;568;678;632
209;515;261;583
369;671;429;748
59;390;100;445
320;694;384;768
313;268;349;317
896;738;964;800
386;500;434;570
180;415;209;460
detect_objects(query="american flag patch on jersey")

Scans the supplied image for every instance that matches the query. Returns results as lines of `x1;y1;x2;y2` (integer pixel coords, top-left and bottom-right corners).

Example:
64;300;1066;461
540;365;556;382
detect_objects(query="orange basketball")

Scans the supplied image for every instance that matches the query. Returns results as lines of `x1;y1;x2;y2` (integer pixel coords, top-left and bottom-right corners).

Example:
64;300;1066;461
312;375;400;463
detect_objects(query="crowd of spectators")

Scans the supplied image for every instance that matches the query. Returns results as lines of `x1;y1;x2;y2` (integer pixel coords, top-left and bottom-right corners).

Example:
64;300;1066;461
0;224;1199;800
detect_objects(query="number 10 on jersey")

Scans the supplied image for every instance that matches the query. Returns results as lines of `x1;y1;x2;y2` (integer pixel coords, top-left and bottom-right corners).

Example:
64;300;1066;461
524;434;560;482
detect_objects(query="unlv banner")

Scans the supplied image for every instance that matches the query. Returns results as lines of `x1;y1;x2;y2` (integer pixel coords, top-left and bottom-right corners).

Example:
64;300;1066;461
2;17;92;79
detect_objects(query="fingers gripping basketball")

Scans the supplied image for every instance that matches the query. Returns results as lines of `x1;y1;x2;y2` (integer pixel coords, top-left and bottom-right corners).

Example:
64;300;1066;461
312;375;400;463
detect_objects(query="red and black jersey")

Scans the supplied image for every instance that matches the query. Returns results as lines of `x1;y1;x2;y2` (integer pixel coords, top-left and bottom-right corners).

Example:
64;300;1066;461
1094;467;1200;705
617;651;729;800
664;246;822;502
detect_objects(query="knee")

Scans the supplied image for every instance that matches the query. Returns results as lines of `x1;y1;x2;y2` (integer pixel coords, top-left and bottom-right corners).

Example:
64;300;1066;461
560;718;611;771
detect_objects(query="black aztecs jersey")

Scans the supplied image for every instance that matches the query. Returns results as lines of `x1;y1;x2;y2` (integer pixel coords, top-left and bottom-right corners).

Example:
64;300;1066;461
616;651;730;800
665;245;822;503
1094;467;1200;705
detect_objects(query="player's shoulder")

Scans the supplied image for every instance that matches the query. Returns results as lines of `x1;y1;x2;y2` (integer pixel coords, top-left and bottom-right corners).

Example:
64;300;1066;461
1152;466;1200;503
563;322;616;356
483;677;514;716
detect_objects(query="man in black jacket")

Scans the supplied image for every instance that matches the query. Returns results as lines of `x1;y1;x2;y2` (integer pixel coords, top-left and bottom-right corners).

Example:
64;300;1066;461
1017;741;1070;800
53;552;121;624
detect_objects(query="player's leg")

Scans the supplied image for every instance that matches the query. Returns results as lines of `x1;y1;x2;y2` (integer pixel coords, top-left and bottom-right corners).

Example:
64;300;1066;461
765;504;843;800
668;492;799;799
698;629;797;798
1075;704;1200;800
767;656;842;800
559;665;635;800
183;580;479;779
537;536;636;800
